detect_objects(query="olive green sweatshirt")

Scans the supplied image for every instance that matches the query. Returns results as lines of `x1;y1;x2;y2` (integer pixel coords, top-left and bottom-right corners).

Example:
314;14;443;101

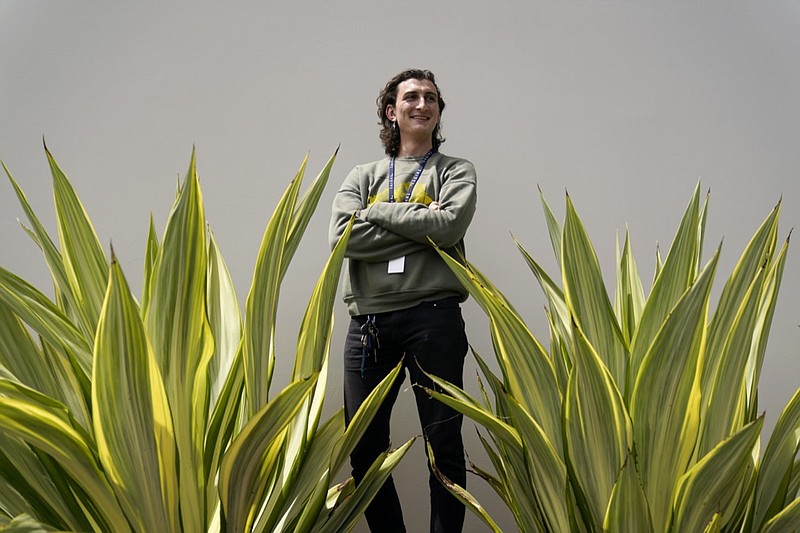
329;152;477;316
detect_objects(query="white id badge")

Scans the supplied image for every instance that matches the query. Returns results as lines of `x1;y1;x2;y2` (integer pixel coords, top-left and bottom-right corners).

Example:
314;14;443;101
388;256;405;274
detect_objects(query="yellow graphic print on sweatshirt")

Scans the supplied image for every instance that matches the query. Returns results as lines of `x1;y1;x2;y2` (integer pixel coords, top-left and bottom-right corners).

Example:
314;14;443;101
368;182;434;205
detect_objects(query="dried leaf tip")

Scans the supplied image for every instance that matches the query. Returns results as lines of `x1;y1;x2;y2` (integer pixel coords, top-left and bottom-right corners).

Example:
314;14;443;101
109;241;118;264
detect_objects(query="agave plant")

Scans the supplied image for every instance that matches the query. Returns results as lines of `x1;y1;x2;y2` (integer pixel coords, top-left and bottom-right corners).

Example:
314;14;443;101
425;185;800;532
0;147;414;532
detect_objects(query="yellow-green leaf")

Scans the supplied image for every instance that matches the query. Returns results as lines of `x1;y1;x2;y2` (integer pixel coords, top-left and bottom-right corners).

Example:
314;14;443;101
699;265;765;455
206;228;241;411
672;417;762;532
562;194;628;388
538;186;563;265
2;162;80;332
242;156;305;414
630;184;704;384
762;497;800;533
749;385;800;531
282;148;339;279
506;398;570;532
0;267;92;391
426;440;503;532
602;452;653;532
143;149;213;533
203;349;244;511
0;299;88;427
0;431;88;531
47;147;108;341
141;214;159;313
331;360;406;472
313;437;415;533
422;378;521;450
514;236;571;392
93;256;178;532
744;236;789;418
219;374;318;533
613;229;645;347
564;321;633;529
704;201;780;401
630;250;718;531
270;410;345;532
0;388;128;531
436;250;562;448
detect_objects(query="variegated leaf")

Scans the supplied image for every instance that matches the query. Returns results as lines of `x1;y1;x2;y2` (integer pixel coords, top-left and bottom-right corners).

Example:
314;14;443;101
143;149;213;532
564;321;633;529
672;417;762;531
93;255;179;532
242;155;306;415
0;383;128;531
630;251;718;531
426;440;503;532
748;385;800;531
435;249;562;448
562;194;628;389
219;374;318;533
312;437;415;533
47;148;108;342
630;184;704;385
602;452;653;532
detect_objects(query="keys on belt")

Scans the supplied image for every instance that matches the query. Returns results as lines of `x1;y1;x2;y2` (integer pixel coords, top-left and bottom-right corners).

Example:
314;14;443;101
360;315;380;378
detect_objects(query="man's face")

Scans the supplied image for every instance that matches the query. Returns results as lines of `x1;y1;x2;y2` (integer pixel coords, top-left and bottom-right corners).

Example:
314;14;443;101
386;78;441;144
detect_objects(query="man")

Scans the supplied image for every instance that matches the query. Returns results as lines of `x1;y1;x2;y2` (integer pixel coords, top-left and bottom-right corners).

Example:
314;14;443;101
329;68;477;533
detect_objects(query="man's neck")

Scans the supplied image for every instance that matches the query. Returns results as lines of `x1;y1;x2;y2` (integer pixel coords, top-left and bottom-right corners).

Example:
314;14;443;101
397;139;433;158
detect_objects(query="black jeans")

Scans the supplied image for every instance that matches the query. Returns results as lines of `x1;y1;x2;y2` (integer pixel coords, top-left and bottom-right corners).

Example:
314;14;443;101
343;297;468;533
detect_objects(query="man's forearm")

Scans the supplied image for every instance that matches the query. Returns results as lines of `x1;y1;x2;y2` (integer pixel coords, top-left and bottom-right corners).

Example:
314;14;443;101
330;212;428;261
363;200;475;248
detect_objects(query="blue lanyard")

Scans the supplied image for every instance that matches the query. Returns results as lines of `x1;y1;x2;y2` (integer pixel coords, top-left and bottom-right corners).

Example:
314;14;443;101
388;149;435;203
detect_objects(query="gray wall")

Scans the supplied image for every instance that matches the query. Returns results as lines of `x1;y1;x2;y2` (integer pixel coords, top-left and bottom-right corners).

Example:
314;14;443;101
2;2;798;531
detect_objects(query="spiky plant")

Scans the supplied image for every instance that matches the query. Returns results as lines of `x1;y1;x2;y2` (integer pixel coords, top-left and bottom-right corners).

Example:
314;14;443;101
0;147;413;532
425;185;800;532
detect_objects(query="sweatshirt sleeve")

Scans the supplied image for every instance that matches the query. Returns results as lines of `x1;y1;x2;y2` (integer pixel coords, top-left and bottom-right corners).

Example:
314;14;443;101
329;165;428;261
363;159;477;248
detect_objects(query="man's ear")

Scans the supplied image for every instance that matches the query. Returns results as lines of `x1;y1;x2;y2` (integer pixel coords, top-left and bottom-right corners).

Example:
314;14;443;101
386;104;396;121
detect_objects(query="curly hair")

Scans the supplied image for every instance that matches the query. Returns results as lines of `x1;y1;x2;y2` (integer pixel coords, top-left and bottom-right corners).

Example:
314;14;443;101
377;68;446;157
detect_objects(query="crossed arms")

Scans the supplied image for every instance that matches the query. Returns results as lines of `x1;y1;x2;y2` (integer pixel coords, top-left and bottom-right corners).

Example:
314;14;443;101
329;160;477;262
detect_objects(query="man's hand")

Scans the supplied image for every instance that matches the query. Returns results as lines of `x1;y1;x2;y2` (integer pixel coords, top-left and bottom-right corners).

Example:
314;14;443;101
428;201;440;211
